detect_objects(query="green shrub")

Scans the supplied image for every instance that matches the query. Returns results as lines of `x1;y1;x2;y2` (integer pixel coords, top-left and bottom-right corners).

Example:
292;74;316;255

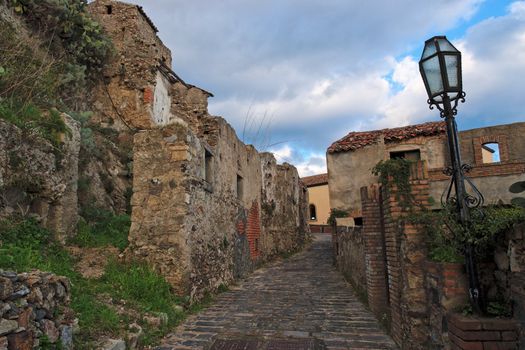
101;260;184;325
327;208;349;226
72;206;130;251
9;0;113;80
0;100;70;147
410;206;525;262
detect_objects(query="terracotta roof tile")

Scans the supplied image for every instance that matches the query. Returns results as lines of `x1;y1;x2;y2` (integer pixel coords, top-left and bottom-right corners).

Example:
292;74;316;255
327;121;446;154
301;173;328;187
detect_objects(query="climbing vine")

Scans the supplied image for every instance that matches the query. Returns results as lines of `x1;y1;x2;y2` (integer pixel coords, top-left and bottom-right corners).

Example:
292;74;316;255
372;158;414;210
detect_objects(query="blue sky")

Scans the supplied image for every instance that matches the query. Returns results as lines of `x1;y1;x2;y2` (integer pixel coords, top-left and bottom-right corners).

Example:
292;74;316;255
128;0;524;176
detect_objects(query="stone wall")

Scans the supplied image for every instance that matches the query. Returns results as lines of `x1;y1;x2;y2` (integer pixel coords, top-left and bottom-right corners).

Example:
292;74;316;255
87;0;309;301
129;118;308;300
332;225;366;292
0;270;75;350
426;262;468;348
0;115;80;242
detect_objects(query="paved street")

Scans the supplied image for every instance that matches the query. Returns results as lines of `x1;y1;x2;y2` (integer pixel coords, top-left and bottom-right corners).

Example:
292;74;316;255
156;234;397;350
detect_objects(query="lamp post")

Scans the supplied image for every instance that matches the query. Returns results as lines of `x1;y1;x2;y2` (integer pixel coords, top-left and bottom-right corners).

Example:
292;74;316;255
419;36;485;314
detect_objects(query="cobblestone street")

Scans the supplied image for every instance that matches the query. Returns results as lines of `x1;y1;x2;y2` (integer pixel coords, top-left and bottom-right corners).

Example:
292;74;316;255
156;234;397;350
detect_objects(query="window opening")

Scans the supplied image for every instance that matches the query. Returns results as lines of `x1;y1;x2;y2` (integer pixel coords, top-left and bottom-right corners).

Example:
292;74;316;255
236;175;243;200
354;217;363;226
482;143;500;164
389;149;421;161
309;204;317;221
204;149;213;183
106;5;112;14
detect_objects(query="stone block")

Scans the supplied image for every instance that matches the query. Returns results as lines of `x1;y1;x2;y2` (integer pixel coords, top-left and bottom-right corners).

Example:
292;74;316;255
0;279;13;300
6;330;32;350
0;320;17;336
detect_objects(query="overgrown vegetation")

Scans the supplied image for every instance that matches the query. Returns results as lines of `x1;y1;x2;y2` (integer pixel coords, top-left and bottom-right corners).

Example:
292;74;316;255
71;206;130;251
0;215;194;347
328;208;349;226
372;158;414;209
9;0;112;81
409;206;525;263
0;0;112;148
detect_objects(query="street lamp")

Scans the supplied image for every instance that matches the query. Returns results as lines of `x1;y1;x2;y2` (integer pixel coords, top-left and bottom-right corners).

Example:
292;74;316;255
419;36;485;314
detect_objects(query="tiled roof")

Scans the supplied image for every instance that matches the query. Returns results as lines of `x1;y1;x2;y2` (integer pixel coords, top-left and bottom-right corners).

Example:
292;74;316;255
301;173;328;187
327;121;446;154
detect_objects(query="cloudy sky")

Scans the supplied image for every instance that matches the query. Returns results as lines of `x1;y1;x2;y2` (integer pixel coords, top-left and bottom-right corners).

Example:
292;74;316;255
129;0;524;176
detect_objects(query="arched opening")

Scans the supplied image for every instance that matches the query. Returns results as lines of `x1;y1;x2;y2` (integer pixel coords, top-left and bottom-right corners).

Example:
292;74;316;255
482;143;500;164
309;204;317;221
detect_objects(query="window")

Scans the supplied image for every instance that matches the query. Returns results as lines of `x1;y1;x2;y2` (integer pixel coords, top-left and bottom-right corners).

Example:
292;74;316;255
106;5;112;14
309;204;317;221
354;217;363;226
236;175;243;200
204;149;213;183
390;149;421;161
482;143;500;164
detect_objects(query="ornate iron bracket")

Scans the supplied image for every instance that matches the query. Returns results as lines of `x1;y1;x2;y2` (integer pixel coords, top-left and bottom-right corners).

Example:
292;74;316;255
427;92;466;118
441;163;484;210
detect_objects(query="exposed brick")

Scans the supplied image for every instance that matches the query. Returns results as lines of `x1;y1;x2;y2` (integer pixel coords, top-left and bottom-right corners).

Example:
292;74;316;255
449;333;483;350
482;342;518;350
481;319;518;331
449;324;500;341
449;314;483;331
500;331;517;341
143;86;154;104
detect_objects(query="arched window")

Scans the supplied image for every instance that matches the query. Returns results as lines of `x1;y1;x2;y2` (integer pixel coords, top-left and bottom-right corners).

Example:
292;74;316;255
309;204;317;221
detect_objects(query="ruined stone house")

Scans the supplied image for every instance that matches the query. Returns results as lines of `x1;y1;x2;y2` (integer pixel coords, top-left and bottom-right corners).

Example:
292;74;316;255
88;0;309;300
327;120;525;223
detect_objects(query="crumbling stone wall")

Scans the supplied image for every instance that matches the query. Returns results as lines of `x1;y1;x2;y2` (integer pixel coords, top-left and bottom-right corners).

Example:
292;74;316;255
0;270;75;349
89;0;309;300
0;115;80;242
130;118;308;300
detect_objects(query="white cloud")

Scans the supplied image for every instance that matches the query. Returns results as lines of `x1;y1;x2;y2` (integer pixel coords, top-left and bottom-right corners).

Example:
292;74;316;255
123;0;525;176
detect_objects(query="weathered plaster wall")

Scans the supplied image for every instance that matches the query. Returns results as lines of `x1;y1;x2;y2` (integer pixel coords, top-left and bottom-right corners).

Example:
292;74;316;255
327;134;446;217
428;122;525;208
307;184;330;224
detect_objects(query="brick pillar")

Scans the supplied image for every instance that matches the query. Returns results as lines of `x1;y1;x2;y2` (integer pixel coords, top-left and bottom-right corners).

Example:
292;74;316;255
361;184;389;317
383;162;429;349
382;182;403;345
383;161;431;348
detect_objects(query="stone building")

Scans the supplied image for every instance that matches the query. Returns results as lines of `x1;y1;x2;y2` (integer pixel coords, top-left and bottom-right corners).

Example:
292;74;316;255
301;173;331;232
88;0;309;300
327;120;525;223
328;120;525;348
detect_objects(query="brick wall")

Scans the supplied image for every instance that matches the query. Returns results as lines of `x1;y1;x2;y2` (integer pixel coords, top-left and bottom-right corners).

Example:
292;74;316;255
448;314;520;350
426;262;469;347
246;201;261;259
380;161;430;347
360;185;389;317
